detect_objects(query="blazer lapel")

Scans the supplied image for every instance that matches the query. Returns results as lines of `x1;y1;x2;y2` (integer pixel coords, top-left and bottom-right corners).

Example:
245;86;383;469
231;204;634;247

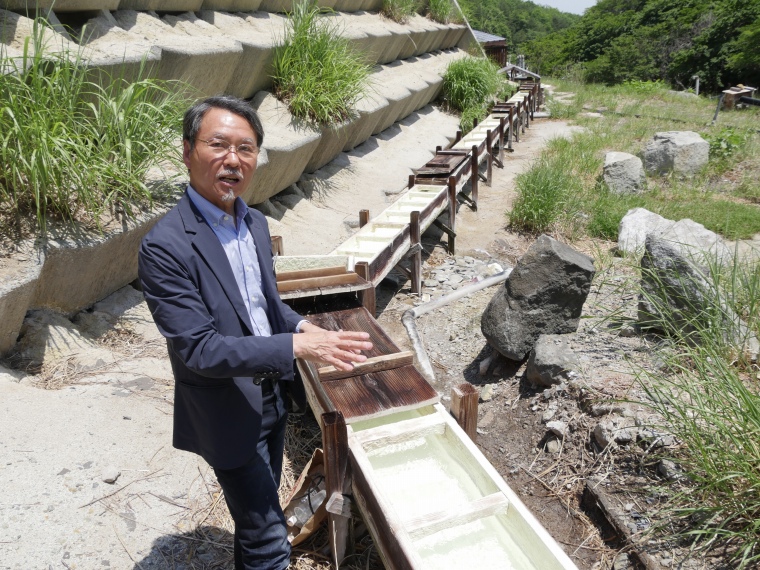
178;194;254;334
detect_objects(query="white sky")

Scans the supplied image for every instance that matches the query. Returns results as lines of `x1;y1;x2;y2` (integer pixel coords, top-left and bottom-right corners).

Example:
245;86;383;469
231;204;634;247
537;0;598;15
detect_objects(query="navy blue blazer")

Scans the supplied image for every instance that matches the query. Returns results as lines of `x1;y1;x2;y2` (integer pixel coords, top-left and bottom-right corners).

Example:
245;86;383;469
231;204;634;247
138;191;303;470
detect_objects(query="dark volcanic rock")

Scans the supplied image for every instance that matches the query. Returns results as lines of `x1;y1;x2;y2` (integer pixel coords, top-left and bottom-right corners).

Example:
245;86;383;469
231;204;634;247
526;334;581;387
481;235;595;360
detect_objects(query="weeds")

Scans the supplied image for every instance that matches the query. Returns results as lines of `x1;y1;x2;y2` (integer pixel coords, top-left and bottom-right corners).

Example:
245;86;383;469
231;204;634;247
272;1;370;125
443;56;505;132
382;0;418;23
427;0;452;24
0;18;186;236
636;250;760;567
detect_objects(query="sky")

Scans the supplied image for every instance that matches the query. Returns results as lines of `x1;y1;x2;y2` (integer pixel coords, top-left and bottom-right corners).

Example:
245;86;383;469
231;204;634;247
537;0;598;15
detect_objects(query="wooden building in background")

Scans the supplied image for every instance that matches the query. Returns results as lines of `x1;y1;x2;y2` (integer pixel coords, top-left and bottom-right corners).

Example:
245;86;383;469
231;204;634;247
472;29;507;68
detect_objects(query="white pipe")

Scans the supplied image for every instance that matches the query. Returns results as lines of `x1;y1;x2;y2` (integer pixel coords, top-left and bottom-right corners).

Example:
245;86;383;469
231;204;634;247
402;269;512;383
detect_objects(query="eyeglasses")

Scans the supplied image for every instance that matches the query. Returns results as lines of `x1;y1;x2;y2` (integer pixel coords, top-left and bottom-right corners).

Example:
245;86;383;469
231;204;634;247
197;138;259;159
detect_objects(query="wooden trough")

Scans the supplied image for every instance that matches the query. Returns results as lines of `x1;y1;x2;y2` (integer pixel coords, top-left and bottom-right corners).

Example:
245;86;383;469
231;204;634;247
296;306;578;570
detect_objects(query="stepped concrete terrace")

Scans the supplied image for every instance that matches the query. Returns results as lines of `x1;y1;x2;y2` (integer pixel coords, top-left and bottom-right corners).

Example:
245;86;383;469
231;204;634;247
0;3;475;356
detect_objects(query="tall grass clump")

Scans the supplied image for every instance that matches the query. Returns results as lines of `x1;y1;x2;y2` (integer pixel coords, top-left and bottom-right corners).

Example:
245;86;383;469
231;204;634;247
636;254;760;567
443;56;504;132
272;1;370;125
0;19;186;236
427;0;453;23
382;0;418;23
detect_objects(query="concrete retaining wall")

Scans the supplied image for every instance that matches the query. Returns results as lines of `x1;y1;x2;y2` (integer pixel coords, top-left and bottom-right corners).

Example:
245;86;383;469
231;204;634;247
0;3;476;356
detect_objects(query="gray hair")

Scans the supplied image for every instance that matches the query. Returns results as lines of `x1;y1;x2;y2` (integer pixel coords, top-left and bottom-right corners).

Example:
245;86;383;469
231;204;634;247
183;95;264;150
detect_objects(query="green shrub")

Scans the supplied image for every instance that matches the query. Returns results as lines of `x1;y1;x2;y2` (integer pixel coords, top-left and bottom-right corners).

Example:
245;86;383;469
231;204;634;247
382;0;418;23
272;1;370;125
0;19;186;235
704;127;750;161
443;56;505;131
427;0;452;24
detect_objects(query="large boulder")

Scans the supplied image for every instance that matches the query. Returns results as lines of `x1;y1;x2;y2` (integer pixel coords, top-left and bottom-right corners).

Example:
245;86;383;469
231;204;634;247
603;152;646;195
639;235;758;361
642;131;709;177
481;235;595;360
618;208;733;265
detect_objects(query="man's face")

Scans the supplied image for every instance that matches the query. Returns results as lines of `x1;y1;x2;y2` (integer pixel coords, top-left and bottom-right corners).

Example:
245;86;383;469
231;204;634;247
183;107;259;214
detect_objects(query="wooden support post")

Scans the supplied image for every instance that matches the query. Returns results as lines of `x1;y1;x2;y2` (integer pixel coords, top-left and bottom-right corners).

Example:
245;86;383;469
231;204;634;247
410;210;421;294
450;383;479;441
271;235;284;256
354;261;375;316
359;209;370;229
435;145;442;153
322;411;353;569
508;107;515;148
408;174;415;189
497;117;505;166
521;101;527;134
485;130;493;187
447;175;457;255
473;116;479;128
527;94;532;126
454;129;462;145
470;145;479;211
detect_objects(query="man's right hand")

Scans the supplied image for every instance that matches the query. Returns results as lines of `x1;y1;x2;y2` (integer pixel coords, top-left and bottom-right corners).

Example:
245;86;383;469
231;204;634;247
293;324;373;372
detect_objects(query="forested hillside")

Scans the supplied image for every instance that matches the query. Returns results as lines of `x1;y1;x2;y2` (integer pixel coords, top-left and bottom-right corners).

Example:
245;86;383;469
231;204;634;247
522;0;760;92
457;0;579;54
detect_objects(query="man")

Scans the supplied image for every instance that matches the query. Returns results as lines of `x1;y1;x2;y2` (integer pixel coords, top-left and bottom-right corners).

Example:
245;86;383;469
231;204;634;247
138;95;372;569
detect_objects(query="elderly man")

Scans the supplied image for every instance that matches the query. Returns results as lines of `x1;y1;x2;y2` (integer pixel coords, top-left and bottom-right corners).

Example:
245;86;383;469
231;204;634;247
138;95;372;569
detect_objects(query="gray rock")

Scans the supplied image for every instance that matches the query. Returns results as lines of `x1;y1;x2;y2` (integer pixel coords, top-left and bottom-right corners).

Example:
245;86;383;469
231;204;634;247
479;384;494;402
101;466;121;485
659;218;734;268
603;152;646;195
639;235;758;361
643;131;709;177
423;279;438;287
594;417;636;449
658;459;684;482
613;552;632;570
545;438;561;453
617;207;673;256
525;334;581;387
546;420;567;438
481;235;595;360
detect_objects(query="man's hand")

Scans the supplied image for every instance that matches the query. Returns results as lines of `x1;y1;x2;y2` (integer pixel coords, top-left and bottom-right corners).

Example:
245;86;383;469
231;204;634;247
293;322;373;371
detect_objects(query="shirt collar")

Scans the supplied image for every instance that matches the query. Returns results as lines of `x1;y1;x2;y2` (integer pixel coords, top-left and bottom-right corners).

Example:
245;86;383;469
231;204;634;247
187;185;249;228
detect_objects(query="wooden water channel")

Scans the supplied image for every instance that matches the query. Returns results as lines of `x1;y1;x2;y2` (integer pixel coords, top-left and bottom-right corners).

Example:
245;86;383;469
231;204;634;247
276;84;577;569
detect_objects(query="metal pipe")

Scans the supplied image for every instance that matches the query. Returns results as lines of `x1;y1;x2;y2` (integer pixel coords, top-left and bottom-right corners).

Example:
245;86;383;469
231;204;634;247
402;269;512;383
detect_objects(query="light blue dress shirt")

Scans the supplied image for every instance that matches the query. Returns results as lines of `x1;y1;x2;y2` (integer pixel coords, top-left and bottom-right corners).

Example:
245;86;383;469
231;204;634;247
187;186;273;337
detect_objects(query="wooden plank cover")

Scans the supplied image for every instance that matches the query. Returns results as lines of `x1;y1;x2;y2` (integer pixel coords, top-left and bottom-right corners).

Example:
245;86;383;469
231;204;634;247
303;307;439;423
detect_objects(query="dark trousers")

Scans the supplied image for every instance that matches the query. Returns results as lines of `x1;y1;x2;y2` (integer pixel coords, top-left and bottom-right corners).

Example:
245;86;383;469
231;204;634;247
214;380;290;570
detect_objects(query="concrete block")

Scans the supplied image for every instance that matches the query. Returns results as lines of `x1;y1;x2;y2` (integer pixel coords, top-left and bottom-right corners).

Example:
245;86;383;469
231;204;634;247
305;121;357;173
0;9;74;59
176;11;284;98
342;89;389;151
79;10;162;86
0;0;119;10
32;210;167;315
352;12;398;64
111;10;243;97
245;92;321;204
199;0;262;8
118;1;203;9
371;64;413;133
0;248;43;356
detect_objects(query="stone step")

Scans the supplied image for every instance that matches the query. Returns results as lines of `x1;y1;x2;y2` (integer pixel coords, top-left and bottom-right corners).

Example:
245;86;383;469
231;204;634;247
2;9;468;98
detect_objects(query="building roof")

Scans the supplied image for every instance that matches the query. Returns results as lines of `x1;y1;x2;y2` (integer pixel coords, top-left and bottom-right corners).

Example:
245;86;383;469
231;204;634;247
472;29;506;44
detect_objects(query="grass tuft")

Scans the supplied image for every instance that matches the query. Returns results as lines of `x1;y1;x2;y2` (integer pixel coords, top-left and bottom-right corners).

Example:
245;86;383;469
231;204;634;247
443;56;506;132
272;1;371;126
0;17;186;236
427;0;453;23
381;0;419;23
